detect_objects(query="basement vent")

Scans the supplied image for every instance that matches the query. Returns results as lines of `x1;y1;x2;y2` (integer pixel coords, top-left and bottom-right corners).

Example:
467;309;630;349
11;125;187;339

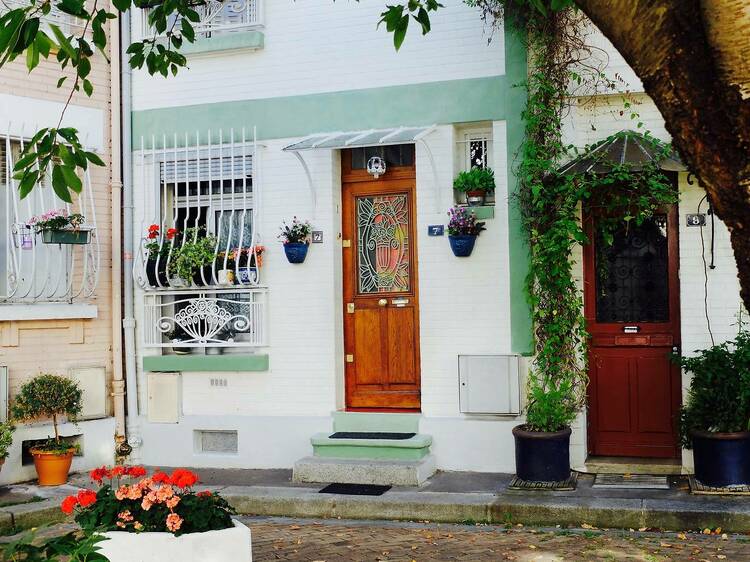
195;430;238;454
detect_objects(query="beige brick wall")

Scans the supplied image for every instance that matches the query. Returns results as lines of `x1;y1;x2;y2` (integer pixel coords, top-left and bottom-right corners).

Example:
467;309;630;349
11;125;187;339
0;28;115;410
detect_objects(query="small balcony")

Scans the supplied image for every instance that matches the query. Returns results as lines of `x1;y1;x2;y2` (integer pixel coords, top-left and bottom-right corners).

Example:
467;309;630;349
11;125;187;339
140;0;263;40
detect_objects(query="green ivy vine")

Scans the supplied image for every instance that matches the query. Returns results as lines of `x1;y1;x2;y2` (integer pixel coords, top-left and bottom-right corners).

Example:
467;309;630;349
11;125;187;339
495;2;678;432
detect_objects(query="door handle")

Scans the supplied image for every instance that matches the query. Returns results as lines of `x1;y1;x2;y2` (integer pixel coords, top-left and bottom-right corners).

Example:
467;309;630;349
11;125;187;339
378;298;388;307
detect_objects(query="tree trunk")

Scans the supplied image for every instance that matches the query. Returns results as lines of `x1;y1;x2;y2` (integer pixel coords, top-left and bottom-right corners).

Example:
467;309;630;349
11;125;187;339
574;0;750;311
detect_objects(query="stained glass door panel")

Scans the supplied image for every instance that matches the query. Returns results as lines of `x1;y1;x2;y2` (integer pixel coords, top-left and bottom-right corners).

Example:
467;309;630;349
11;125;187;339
356;194;410;294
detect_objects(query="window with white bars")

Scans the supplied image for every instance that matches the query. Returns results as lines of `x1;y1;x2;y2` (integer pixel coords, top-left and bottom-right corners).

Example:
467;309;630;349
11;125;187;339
140;0;262;40
1;135;100;304
455;125;495;205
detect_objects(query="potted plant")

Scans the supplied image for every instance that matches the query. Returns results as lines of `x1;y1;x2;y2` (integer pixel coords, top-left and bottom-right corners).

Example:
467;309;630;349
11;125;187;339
61;466;251;562
678;330;750;487
279;217;312;264
144;224;178;287
236;245;264;284
12;373;82;486
447;206;486;257
0;421;14;473
453;167;495;206
29;209;93;245
166;325;193;355
168;227;218;286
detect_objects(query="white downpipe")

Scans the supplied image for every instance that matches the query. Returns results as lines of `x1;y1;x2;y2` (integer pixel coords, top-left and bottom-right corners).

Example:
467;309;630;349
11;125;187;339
121;10;141;455
110;0;125;440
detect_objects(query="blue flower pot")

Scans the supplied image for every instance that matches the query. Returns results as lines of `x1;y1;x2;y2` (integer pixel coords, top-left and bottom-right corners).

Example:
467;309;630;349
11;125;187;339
284;242;309;264
448;234;477;257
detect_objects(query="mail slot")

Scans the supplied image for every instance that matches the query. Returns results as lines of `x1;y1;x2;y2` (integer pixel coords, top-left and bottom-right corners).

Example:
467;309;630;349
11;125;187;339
392;298;409;307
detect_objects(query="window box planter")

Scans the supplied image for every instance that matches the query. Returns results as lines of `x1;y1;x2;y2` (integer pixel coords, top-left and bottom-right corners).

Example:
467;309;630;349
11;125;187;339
283;242;309;264
146;259;169;287
41;226;93;245
98;519;252;562
448;234;477;257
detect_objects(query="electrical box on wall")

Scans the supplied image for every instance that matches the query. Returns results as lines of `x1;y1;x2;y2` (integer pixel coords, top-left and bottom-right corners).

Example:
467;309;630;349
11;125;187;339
70;366;108;419
458;355;521;415
147;373;181;423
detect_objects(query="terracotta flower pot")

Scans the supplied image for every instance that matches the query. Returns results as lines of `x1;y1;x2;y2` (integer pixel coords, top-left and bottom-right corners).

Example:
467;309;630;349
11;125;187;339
31;448;75;486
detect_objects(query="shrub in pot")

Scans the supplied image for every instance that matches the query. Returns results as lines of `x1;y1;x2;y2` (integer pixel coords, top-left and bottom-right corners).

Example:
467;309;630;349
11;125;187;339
678;330;750;487
447;206;486;257
0;421;14;473
168;227;218;286
12;373;82;486
61;466;251;562
453;167;495;207
279;217;312;264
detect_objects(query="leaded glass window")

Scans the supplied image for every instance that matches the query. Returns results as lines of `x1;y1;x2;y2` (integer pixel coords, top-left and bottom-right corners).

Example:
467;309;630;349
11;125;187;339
356;194;410;294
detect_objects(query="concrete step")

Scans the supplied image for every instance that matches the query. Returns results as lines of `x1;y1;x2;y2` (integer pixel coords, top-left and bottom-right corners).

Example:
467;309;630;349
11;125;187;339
311;432;432;461
332;411;421;433
292;454;437;486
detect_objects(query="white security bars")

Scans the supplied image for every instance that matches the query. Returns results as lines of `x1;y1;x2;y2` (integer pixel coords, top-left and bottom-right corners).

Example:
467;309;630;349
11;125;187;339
1;133;100;304
136;129;266;350
1;0;87;34
140;0;262;39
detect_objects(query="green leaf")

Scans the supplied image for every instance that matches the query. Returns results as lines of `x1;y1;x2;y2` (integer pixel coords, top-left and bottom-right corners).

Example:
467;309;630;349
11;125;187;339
25;41;38;71
82;78;93;96
393;14;409;50
13;151;37;171
85;151;105;166
51;165;73;202
181;19;195;43
413;7;430;35
18;169;39;199
57;75;67;87
35;31;52;58
13;17;39;54
48;24;76;59
60;165;83;193
112;0;131;12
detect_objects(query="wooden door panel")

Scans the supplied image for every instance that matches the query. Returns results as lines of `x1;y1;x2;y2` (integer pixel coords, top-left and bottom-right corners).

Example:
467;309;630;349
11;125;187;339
634;350;674;435
342;151;421;411
584;201;681;458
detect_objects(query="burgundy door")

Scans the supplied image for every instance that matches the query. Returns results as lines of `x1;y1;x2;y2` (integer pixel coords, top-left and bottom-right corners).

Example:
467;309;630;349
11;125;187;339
584;206;681;458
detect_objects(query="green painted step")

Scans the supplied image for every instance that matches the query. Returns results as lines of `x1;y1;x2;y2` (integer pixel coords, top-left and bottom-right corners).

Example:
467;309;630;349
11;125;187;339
332;411;421;433
311;432;432;461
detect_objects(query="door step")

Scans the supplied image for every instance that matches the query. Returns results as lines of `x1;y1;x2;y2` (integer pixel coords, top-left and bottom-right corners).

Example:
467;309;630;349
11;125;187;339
293;455;437;486
311;432;432;461
592;474;670;490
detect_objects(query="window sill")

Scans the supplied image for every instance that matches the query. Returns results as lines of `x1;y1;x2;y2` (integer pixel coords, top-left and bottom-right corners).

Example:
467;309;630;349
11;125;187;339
0;303;98;321
143;353;269;372
181;30;264;56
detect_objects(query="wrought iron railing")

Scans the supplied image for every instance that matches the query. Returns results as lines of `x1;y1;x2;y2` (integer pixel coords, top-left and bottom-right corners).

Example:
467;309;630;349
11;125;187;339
1;0;87;34
142;287;267;348
140;0;262;39
1;132;100;304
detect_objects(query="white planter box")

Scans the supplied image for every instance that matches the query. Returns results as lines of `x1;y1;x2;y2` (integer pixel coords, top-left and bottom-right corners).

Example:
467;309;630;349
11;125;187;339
98;519;251;562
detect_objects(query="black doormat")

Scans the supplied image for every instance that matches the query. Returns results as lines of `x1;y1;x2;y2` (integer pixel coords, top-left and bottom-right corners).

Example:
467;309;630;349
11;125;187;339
319;483;392;496
508;472;578;491
689;476;750;496
329;432;416;440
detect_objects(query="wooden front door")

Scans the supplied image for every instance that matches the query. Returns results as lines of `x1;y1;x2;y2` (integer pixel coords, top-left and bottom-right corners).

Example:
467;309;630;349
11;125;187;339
584;205;681;458
341;149;421;410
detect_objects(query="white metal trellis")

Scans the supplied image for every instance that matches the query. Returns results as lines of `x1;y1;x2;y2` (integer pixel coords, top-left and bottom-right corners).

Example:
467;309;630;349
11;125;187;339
141;0;262;39
1;129;100;304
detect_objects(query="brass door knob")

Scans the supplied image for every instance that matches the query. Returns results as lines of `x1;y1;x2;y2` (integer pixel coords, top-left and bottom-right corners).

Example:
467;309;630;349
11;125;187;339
378;298;388;307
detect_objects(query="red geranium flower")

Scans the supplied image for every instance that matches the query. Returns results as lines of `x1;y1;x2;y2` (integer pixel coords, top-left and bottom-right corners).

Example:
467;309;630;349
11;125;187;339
197;490;212;497
90;466;110;484
61;495;79;515
76;489;97;508
147;224;159;239
166;228;178;240
169;468;198;489
110;465;126;478
126;465;147;478
152;470;170;484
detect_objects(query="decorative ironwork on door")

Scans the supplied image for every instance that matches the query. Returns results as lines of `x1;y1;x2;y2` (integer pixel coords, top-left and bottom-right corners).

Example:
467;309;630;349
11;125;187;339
356;194;410;294
595;215;669;323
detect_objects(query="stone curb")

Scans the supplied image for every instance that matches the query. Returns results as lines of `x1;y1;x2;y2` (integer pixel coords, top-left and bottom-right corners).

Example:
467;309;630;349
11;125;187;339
0;498;66;535
222;486;750;533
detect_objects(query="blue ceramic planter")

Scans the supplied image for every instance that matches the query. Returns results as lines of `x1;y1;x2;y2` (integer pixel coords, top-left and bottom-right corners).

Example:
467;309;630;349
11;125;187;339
284;242;309;264
448;234;477;257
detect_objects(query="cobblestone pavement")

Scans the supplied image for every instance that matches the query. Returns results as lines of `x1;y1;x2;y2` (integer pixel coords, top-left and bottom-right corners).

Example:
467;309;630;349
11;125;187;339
244;517;750;562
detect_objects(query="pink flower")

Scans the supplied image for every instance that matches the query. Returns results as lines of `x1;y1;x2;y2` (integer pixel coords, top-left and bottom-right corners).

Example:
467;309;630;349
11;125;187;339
165;496;180;510
134;521;144;531
114;485;129;500
141;497;153;511
118;510;134;522
156;484;175;502
166;513;183;532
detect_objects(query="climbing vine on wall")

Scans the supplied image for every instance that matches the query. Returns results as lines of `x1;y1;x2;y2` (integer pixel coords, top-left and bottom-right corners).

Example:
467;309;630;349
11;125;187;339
470;0;678;432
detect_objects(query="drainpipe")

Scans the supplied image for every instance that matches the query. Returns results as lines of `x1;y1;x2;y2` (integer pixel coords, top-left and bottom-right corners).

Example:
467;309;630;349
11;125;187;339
110;1;126;444
121;9;141;457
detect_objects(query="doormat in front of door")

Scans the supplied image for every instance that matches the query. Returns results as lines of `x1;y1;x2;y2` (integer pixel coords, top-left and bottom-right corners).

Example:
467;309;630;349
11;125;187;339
688;476;750;496
508;472;578;491
593;474;670;490
319;483;392;496
329;432;416;440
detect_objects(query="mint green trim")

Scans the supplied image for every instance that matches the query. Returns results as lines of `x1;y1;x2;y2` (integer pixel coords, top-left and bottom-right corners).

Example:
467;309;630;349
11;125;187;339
311;433;432;461
504;28;533;355
332;412;420;433
467;206;495;220
132;76;510;146
143;354;269;372
182;31;264;55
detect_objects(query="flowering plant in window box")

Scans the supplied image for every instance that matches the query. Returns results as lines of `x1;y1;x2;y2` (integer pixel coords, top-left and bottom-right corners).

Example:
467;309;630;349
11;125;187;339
61;466;250;562
144;224;179;287
217;245;265;284
453;167;495;207
279;217;312;264
447;206;486;257
29;209;93;245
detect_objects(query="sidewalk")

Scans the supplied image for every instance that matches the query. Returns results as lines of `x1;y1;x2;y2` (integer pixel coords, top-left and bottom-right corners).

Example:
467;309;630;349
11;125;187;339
2;469;750;535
